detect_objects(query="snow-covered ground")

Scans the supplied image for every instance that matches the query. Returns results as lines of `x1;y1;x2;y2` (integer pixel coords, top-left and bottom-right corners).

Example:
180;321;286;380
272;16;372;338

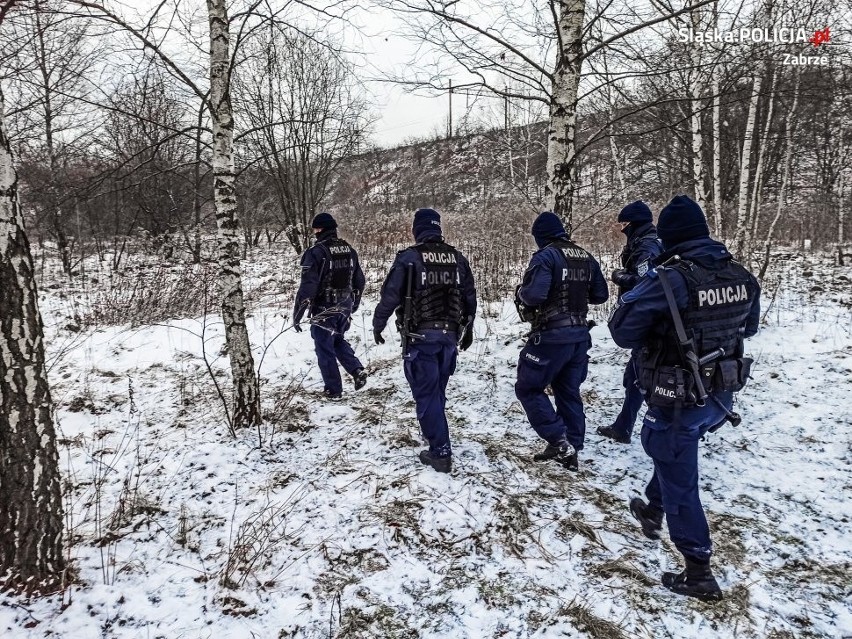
2;249;850;638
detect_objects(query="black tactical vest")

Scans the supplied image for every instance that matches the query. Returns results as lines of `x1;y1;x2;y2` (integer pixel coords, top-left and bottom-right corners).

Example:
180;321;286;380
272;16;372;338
658;259;756;364
536;239;591;326
412;242;463;324
318;238;355;303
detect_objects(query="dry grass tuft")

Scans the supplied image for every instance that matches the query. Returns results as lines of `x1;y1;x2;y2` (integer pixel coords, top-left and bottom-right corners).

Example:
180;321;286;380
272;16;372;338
558;600;629;639
557;512;604;549
590;557;657;587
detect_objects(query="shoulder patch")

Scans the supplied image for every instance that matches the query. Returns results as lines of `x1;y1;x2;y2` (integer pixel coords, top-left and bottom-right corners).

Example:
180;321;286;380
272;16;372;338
637;259;649;277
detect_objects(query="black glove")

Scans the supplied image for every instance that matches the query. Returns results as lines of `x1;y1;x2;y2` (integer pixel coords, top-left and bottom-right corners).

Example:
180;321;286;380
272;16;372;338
459;324;474;351
612;269;635;288
373;329;385;345
293;299;309;331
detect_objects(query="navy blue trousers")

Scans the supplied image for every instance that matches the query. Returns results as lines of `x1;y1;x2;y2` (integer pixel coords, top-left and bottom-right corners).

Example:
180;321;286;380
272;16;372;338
514;338;590;452
611;353;644;437
641;392;732;562
403;330;458;458
310;310;363;395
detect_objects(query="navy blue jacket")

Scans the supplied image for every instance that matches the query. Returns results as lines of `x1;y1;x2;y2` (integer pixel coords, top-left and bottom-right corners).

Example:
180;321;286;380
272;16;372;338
518;239;609;343
294;230;366;322
608;238;760;350
374;233;476;333
614;222;663;294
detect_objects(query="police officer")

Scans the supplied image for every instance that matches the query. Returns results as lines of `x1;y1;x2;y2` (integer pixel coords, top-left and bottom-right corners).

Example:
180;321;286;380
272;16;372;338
608;195;760;601
598;201;662;444
373;208;476;473
294;212;368;399
515;212;609;471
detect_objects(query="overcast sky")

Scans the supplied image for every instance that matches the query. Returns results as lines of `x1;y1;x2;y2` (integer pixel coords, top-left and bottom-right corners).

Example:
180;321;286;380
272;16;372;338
347;6;474;148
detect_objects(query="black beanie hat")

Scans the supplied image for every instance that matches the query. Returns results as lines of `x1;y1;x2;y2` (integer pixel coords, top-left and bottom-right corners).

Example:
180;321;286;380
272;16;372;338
412;208;442;240
617;200;653;224
531;211;567;248
311;212;337;231
657;195;709;250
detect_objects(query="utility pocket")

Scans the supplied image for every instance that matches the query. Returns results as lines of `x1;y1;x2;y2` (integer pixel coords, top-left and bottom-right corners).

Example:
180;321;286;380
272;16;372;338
635;346;659;398
647;365;696;408
714;357;753;392
517;349;551;391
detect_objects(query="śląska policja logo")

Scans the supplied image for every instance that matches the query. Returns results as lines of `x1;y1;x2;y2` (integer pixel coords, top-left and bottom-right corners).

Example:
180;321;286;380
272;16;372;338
676;25;832;66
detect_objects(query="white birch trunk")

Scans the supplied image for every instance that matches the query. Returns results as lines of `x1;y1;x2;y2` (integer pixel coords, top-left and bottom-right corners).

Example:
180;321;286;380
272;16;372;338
733;0;773;256
839;160;846;246
0;85;65;592
711;1;723;235
758;68;800;279
545;0;586;229
732;69;763;256
746;67;778;261
711;65;722;235
207;0;260;429
689;3;706;208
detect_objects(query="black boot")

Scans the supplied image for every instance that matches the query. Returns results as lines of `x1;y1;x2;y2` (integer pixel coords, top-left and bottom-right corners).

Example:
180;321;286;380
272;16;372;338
352;368;368;390
323;389;343;400
561;451;579;472
533;439;578;471
533;441;575;463
596;424;631;444
419;449;452;473
630;497;664;540
662;557;723;602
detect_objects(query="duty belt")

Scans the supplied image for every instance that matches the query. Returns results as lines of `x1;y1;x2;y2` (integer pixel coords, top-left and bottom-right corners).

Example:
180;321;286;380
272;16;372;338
538;315;587;330
416;320;459;332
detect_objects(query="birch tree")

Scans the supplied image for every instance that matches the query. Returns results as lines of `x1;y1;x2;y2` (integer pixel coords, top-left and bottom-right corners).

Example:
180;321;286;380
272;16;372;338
758;67;799;278
0;80;65;592
731;61;763;254
65;0;262;428
839;147;848;248
731;0;772;256
746;66;778;260
710;0;723;234
207;0;260;427
687;0;707;208
546;0;585;223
